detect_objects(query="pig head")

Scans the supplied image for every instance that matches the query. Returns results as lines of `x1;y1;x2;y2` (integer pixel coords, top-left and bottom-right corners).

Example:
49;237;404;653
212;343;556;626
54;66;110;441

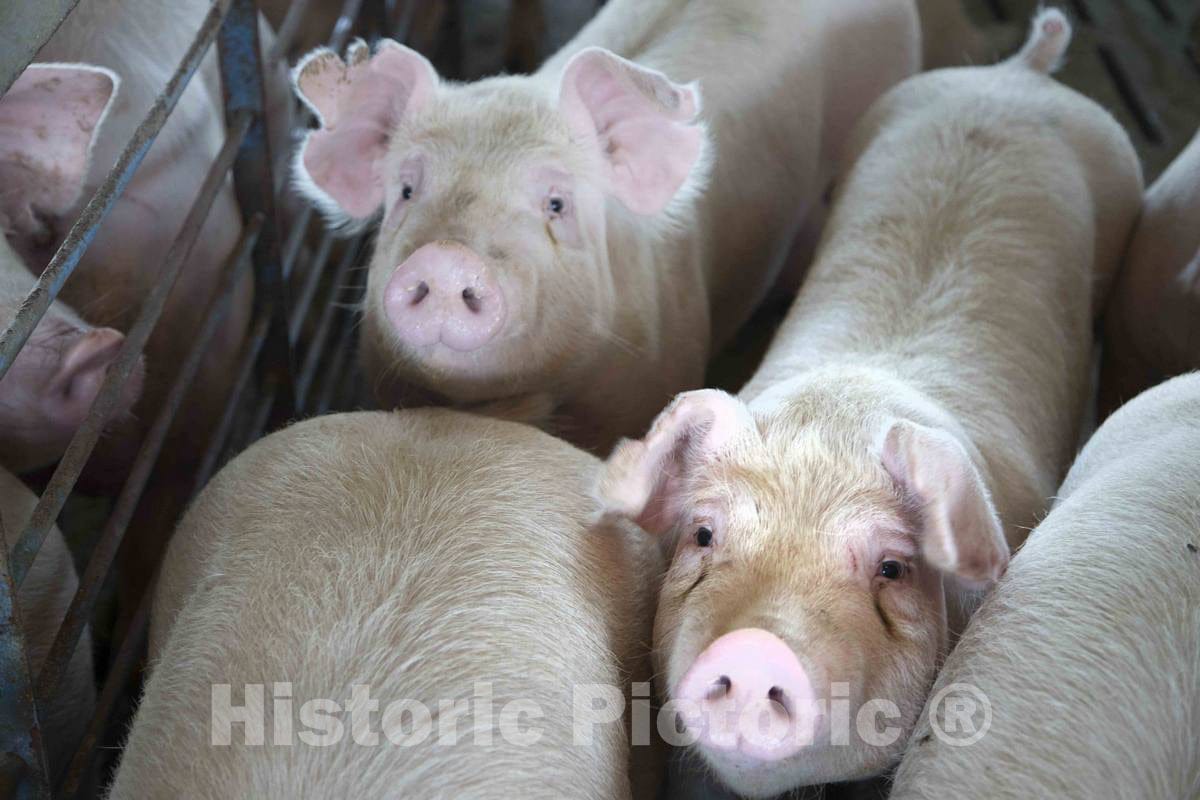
291;39;708;435
596;375;1008;797
0;65;142;472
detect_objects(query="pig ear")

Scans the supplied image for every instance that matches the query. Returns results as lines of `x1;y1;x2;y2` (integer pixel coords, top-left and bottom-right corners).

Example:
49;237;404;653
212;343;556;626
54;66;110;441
0;63;118;235
43;328;127;427
559;47;705;216
597;389;752;536
292;38;437;227
879;420;1009;587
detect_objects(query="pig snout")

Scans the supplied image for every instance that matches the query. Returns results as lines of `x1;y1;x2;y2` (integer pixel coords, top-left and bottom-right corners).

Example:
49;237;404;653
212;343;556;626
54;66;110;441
676;628;821;763
383;242;507;353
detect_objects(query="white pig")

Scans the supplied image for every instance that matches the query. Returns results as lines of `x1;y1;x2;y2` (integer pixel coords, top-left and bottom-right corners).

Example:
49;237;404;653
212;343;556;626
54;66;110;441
289;0;921;451
1;465;96;780
1;0;289;476
595;10;1143;797
107;409;663;799
1101;127;1200;413
0;65;142;473
890;371;1200;800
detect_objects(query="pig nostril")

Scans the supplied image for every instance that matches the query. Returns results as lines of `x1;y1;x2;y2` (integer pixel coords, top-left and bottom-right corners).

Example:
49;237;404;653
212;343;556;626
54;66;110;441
410;281;430;306
461;287;483;313
706;675;733;701
768;686;785;704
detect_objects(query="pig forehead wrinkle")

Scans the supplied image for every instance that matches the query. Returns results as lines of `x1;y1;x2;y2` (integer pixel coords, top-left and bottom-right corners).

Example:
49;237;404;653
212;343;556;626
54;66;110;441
695;436;908;546
400;84;575;168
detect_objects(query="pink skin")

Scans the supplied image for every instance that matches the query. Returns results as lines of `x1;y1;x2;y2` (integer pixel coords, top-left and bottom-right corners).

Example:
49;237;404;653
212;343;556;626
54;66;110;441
383;242;507;353
675;628;822;763
0;314;143;472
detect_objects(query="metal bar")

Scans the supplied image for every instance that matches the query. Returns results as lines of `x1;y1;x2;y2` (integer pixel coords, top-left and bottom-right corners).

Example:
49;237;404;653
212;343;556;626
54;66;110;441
218;0;298;435
193;315;270;497
55;584;152;800
0;508;49;799
314;307;360;413
281;207;314;280
0;1;82;96
35;218;262;708
296;236;362;407
7;112;253;591
0;0;233;385
331;0;367;52
288;231;336;341
245;388;279;450
267;0;318;62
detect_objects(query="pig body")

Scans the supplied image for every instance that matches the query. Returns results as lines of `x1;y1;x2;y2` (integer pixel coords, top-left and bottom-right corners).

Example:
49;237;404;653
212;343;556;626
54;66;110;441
292;0;920;451
108;410;662;799
0;466;95;779
597;11;1142;797
1101;127;1200;413
890;372;1200;800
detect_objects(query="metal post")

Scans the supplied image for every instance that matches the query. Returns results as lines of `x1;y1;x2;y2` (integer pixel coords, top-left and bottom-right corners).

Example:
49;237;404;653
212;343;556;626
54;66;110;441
217;0;297;432
0;511;48;800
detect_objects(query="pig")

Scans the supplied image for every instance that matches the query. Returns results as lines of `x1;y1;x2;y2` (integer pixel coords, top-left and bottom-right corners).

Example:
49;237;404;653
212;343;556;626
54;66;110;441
890;371;1200;800
1100;127;1200;415
1;465;96;780
4;0;251;472
289;0;922;452
594;10;1143;797
0;65;142;473
107;409;663;799
2;0;291;483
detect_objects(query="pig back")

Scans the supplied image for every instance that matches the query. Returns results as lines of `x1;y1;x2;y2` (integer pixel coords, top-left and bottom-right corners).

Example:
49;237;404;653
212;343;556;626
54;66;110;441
117;410;660;799
890;373;1200;800
744;64;1142;548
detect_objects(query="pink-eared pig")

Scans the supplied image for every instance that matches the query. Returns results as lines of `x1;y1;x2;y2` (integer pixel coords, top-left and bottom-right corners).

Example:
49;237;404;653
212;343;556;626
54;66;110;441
595;10;1143;797
0;65;142;473
289;0;921;451
107;409;663;799
891;371;1200;800
1;465;95;780
2;0;289;482
1100;127;1200;415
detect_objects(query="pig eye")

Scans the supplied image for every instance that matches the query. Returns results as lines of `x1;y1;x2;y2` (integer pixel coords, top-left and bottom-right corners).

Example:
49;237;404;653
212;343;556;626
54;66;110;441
695;526;714;547
401;183;415;201
545;195;567;218
879;560;904;580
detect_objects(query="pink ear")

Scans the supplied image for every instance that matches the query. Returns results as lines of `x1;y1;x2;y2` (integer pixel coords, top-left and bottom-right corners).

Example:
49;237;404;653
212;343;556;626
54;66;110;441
0;63;118;235
44;327;127;426
597;389;752;536
559;47;705;216
292;38;437;225
880;420;1009;586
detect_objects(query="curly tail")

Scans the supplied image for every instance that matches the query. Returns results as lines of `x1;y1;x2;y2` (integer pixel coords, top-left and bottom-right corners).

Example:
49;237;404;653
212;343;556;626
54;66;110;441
1010;8;1072;73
